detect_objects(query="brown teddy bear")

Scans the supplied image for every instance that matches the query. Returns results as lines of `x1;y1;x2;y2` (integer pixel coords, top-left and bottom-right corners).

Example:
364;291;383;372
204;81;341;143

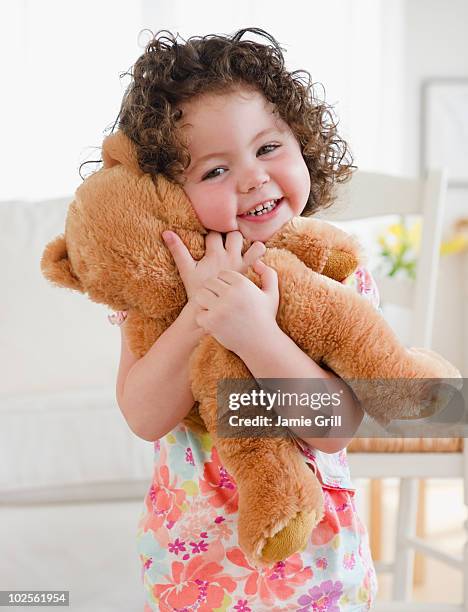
41;131;460;566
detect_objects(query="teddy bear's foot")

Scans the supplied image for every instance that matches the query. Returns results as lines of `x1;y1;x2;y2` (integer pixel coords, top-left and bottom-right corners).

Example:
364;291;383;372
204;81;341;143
236;450;324;568
260;509;318;564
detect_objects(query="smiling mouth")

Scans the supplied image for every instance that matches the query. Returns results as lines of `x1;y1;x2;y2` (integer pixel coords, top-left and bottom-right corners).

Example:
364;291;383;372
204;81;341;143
238;197;283;218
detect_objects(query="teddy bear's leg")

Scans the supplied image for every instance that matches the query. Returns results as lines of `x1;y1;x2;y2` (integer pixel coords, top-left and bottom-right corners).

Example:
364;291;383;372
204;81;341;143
190;337;324;565
208;428;324;566
234;441;324;565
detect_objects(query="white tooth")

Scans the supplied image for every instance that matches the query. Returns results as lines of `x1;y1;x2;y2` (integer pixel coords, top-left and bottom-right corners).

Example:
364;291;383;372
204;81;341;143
244;199;279;216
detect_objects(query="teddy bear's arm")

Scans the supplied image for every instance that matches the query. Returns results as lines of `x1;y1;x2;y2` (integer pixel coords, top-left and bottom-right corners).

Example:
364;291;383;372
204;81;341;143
262;248;460;425
265;216;364;281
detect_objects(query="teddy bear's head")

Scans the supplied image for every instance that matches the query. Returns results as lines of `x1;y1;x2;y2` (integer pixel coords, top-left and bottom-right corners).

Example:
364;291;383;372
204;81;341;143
41;131;209;317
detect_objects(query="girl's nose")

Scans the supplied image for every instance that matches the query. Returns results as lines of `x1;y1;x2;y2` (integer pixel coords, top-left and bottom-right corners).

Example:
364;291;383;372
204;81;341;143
238;170;270;194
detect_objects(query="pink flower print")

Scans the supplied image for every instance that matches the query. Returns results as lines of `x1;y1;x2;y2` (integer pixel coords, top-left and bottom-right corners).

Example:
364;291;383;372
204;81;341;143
141;465;186;534
143;556;152;570
178;499;218;542
234;599;252;612
154;439;161;452
312;490;355;546
338;449;347;467
168;538;187;556
185;447;195;466
362;566;377;606
152;541;236;612
140;554;153;582
343;551;356;570
190;539;209;554
226;547;312;605
233;596;299;612
107;310;127;325
297;579;343;612
355;266;380;307
335;501;350;513
199;447;239;513
315;557;328;570
212;517;233;541
269;560;287;581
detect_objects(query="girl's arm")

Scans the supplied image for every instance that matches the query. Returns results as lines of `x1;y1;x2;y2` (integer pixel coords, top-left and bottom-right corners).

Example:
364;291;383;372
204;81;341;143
236;325;363;454
115;230;265;442
116;302;204;441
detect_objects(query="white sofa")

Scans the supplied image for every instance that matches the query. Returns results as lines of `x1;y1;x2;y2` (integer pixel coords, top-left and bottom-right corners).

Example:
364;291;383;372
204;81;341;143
0;197;154;610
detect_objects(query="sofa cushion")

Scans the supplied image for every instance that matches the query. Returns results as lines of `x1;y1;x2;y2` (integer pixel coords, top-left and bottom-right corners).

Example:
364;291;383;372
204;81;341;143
0;387;153;499
1;197;120;395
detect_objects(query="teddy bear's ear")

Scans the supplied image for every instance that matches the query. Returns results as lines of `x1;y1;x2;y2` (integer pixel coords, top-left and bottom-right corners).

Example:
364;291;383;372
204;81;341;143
41;235;83;292
101;131;143;175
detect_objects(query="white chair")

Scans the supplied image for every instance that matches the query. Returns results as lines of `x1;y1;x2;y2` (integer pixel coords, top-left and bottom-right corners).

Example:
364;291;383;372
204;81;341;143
319;169;467;612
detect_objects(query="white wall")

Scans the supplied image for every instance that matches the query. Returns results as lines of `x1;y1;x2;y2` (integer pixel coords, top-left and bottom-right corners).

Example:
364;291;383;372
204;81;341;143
403;0;468;372
2;0;408;193
0;0;142;201
142;0;406;173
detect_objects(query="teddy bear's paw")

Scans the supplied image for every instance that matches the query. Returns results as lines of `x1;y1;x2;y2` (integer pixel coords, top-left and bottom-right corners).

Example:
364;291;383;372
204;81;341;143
259;509;319;564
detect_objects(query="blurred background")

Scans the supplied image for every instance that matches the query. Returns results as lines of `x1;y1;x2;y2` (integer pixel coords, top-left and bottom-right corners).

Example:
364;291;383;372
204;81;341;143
0;1;467;610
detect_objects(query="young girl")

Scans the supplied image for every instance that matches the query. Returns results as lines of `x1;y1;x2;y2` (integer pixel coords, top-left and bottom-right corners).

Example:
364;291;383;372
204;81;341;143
111;28;379;611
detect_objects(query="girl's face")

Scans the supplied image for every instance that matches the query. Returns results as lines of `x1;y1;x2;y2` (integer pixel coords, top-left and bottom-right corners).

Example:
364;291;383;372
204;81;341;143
179;88;311;242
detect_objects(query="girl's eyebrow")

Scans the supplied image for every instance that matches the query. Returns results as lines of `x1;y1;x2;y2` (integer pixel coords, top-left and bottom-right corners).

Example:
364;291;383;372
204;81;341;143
191;127;282;170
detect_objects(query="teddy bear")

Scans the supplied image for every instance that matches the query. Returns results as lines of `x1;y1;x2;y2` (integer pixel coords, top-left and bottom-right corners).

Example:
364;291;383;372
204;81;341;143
41;131;460;566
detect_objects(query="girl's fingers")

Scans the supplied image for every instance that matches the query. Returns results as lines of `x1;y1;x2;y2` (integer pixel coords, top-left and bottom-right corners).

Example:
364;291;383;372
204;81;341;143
205;230;224;255
162;231;195;277
243;241;266;268
225;230;243;254
253;259;279;298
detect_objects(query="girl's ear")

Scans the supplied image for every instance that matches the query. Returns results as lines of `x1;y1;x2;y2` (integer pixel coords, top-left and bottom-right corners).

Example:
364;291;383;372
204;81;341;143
41;235;83;292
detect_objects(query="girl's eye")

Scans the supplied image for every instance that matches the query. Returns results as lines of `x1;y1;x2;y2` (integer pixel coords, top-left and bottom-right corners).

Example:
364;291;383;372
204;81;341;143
202;167;227;181
257;143;280;156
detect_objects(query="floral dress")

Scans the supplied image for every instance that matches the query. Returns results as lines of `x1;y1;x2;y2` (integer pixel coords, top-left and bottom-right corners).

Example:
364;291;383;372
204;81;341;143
132;267;380;611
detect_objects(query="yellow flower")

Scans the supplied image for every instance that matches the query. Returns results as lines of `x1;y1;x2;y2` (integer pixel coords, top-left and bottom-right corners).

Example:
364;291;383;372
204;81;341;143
408;220;422;248
440;234;468;256
377;236;388;248
388;223;403;237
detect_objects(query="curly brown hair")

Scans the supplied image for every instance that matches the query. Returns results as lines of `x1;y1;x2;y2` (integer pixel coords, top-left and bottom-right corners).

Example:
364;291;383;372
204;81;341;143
116;27;355;215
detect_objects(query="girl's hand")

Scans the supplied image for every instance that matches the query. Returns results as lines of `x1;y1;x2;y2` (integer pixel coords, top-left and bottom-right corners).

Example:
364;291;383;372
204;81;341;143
192;259;280;355
162;230;266;300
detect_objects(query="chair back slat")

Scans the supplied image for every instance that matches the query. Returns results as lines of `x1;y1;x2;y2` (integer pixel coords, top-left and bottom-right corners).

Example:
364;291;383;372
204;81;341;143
317;169;447;348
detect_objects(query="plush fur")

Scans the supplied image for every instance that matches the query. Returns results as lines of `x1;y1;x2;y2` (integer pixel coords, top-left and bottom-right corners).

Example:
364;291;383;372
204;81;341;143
41;131;460;566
